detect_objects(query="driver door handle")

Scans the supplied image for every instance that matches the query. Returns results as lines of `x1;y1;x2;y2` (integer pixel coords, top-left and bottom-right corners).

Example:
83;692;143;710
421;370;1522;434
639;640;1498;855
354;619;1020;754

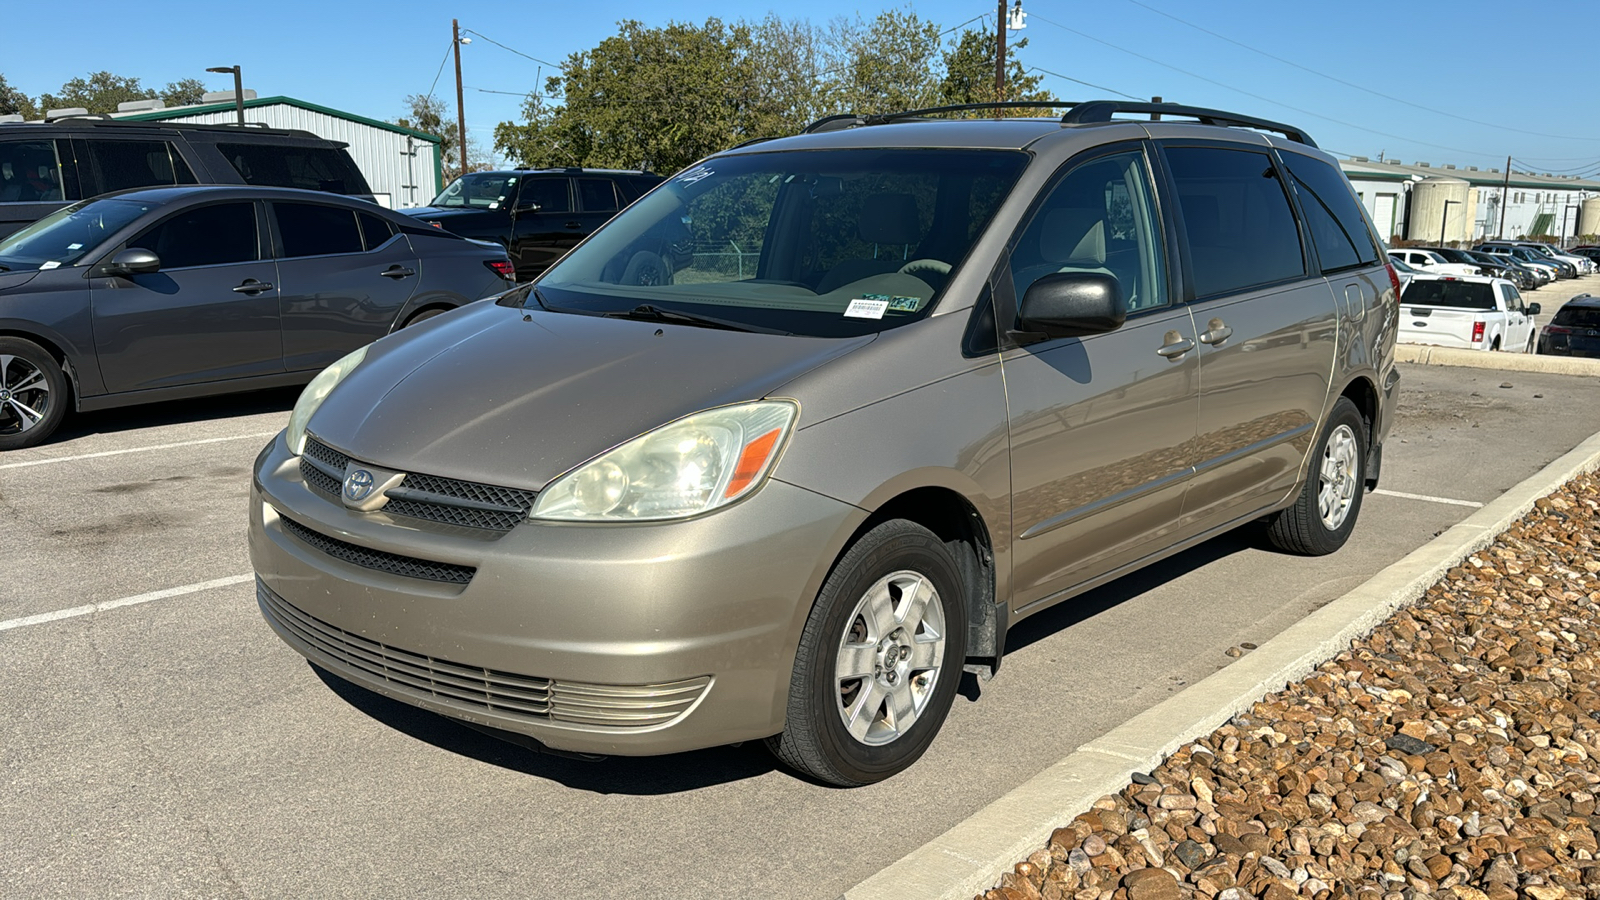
1156;331;1195;359
1198;319;1234;345
381;265;416;279
232;279;274;295
564;222;583;229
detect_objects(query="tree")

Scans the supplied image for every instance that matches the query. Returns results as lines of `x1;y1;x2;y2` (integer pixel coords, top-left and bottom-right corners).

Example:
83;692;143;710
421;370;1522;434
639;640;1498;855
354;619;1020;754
397;93;489;182
0;74;37;119
495;18;774;174
824;8;944;116
39;71;157;114
938;28;1052;113
161;78;206;108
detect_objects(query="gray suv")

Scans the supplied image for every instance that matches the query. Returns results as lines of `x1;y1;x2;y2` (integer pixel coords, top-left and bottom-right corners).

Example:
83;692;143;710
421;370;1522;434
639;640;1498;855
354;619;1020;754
249;101;1398;786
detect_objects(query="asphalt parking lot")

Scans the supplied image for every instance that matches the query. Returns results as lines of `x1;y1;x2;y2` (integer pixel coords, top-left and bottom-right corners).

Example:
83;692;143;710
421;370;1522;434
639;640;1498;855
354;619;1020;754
6;312;1600;898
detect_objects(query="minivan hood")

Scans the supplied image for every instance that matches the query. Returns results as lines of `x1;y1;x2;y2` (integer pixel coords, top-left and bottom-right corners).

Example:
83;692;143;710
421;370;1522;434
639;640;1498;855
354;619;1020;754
307;302;873;490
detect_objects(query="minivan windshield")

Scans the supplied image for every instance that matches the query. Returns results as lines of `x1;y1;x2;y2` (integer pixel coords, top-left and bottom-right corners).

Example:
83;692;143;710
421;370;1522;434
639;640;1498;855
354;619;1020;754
430;173;520;209
533;148;1029;337
0;198;154;270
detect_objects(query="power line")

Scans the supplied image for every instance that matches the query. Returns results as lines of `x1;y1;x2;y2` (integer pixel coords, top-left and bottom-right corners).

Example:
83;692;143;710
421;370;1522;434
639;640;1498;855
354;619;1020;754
1028;12;1501;162
1121;0;1600;144
1027;66;1142;101
462;29;563;69
424;37;454;100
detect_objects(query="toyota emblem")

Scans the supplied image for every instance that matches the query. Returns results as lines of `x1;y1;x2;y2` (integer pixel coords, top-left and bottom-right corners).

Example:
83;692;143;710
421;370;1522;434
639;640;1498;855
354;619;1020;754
343;469;376;501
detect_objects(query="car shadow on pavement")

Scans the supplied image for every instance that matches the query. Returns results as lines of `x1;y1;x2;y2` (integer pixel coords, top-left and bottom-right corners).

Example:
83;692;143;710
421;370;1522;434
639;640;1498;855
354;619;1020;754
1001;528;1260;657
310;663;781;793
48;386;301;443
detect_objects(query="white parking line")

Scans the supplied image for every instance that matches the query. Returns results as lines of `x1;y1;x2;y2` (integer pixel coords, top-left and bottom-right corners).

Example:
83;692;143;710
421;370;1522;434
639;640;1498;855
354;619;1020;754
1372;488;1485;509
0;432;277;471
0;574;253;633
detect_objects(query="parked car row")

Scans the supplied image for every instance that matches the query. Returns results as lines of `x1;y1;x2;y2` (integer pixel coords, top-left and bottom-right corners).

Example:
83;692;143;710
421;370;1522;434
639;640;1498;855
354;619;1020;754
0;185;514;449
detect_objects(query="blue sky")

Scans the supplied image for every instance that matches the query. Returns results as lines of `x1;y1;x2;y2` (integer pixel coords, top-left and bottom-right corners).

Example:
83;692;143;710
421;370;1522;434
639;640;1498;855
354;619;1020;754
9;0;1600;175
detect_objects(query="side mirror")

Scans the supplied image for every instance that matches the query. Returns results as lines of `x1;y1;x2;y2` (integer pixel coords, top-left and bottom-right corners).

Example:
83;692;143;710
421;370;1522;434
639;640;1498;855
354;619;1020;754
515;199;541;212
1010;272;1125;343
103;248;161;277
1528;302;1542;315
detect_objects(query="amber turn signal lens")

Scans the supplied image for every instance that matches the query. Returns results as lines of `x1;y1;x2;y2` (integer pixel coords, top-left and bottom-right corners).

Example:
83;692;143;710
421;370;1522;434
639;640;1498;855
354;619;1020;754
724;428;782;499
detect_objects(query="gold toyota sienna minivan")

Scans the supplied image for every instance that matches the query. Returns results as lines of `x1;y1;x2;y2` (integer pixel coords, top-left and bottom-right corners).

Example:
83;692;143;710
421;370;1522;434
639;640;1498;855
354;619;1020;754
250;101;1399;786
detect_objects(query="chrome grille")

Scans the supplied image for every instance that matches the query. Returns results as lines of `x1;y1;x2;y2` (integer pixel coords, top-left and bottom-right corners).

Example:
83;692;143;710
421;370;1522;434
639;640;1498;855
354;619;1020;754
299;436;534;533
258;579;710;729
279;515;476;585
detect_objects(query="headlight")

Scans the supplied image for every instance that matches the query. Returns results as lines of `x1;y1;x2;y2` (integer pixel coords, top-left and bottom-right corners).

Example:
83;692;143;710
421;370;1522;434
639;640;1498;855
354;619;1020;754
531;400;798;522
285;346;369;456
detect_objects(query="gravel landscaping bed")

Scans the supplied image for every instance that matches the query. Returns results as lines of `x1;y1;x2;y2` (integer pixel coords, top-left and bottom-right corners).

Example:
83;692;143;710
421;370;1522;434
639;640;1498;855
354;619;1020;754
978;474;1600;900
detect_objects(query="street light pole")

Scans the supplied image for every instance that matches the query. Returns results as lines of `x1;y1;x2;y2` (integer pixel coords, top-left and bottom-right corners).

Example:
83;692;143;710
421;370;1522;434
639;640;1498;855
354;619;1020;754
453;19;468;178
994;0;1006;113
205;65;244;126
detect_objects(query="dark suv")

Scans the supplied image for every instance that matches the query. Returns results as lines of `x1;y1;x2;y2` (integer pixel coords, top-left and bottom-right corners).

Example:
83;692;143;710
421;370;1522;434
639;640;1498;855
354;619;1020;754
402;168;661;280
0;117;373;239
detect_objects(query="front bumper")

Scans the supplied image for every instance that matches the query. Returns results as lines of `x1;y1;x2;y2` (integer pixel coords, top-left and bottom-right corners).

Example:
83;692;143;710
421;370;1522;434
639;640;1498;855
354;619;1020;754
249;432;863;756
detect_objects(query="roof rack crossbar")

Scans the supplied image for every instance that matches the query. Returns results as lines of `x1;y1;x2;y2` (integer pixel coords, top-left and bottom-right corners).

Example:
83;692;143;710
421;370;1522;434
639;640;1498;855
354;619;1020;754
803;101;1083;134
1062;101;1316;147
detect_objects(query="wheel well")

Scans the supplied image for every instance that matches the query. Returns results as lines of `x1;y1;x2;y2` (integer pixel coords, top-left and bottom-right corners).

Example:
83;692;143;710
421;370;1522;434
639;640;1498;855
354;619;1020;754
0;329;77;405
1339;377;1377;445
850;487;998;666
400;303;455;328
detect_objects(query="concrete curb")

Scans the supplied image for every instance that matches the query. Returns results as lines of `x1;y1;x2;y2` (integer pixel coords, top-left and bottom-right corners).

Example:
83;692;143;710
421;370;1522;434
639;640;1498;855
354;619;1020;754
1396;343;1600;375
841;427;1600;900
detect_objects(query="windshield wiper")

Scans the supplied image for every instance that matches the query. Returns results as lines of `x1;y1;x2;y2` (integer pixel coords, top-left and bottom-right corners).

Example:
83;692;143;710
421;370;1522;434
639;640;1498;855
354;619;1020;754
602;304;792;335
0;264;9;272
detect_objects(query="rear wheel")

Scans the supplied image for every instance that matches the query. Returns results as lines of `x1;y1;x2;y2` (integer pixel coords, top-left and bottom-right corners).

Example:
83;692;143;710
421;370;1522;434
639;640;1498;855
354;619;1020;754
401;306;450;328
1265;397;1366;556
766;519;967;786
0;337;68;450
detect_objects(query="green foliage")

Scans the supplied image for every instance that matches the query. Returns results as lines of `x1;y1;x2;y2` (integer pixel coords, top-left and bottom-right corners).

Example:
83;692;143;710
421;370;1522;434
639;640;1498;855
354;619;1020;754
938;30;1051;113
40;71;157;115
492;9;1062;174
397;94;490;181
0;74;37;119
161;79;206;108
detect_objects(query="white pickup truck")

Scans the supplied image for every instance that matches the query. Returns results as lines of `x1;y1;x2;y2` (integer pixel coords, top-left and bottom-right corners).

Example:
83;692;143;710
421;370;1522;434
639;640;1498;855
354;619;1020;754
1398;274;1541;353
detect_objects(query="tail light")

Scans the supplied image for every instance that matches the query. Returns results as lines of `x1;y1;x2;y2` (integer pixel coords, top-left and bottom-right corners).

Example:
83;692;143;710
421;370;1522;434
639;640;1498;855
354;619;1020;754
1471;321;1486;343
428;221;443;229
1384;262;1400;297
485;259;516;281
1545;325;1572;335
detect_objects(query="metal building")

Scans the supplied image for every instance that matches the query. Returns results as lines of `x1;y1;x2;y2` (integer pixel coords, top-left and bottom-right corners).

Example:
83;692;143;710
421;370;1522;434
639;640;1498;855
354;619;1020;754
1340;157;1600;246
113;95;443;210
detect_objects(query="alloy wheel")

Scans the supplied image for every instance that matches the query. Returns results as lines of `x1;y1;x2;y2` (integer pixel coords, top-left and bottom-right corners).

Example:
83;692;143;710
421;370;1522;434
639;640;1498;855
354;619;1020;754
1318;424;1360;531
834;570;946;746
0;353;51;437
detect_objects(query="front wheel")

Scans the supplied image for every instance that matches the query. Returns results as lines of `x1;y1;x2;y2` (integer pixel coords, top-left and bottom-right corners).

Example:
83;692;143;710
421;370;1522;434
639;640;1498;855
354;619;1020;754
1265;397;1366;556
766;519;967;786
0;338;69;451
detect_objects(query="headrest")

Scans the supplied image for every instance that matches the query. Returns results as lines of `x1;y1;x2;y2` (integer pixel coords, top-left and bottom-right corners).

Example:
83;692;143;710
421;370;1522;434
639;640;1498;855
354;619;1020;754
1039;209;1106;265
858;193;921;245
1;163;10;179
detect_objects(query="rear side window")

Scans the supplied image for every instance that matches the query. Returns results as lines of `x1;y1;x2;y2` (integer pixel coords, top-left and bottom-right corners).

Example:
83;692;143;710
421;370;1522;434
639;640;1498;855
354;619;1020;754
274;203;363;257
1165;146;1305;298
1401;279;1494;310
79;139;195;194
0;139;71;202
128;202;258;269
518;178;571;213
577;178;619;212
1281;153;1378;273
218;143;365;195
358;212;394;249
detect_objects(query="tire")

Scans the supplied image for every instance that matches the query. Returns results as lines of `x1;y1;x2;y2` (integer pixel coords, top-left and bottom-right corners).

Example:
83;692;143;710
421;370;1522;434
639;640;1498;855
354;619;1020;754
1265;397;1366;556
766;519;968;786
0;338;68;451
620;250;670;286
401;307;450;328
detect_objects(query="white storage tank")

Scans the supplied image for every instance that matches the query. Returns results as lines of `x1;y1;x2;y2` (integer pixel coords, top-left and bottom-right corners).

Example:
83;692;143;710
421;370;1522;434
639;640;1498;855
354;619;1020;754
1409;176;1471;244
1581;196;1600;239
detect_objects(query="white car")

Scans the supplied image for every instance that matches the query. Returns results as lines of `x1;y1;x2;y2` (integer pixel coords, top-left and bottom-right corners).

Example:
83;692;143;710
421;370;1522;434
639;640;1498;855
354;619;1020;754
1398;274;1539;353
1388;248;1481;278
1512;242;1594;275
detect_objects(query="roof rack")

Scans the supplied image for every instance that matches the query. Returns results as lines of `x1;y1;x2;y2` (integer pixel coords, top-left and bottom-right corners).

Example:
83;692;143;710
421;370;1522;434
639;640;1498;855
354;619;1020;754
804;101;1082;134
800;99;1315;147
1063;101;1316;147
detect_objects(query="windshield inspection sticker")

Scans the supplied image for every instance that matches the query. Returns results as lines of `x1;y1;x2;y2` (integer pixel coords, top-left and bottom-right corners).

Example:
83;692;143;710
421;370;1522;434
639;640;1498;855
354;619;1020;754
844;297;889;319
39;261;60;270
887;296;923;312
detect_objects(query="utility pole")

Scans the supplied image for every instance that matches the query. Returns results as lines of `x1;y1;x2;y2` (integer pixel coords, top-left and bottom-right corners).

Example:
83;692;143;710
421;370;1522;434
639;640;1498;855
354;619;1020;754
1497;155;1511;240
995;0;1007;114
453;18;468;179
